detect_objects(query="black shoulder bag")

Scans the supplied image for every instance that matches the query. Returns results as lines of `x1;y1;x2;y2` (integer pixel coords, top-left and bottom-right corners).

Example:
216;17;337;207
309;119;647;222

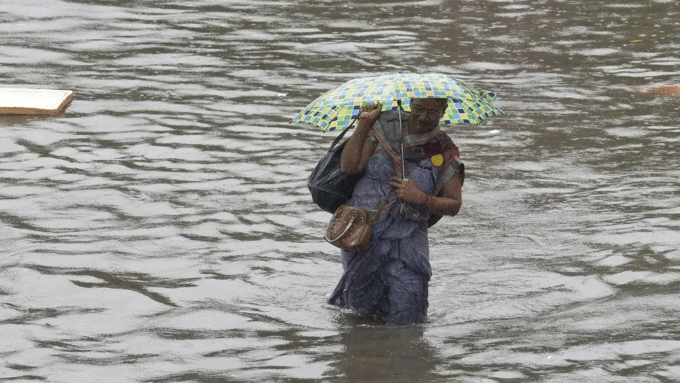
307;122;365;214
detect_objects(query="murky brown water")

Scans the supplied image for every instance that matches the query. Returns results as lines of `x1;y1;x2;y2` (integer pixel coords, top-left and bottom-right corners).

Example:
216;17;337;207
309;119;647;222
1;0;680;381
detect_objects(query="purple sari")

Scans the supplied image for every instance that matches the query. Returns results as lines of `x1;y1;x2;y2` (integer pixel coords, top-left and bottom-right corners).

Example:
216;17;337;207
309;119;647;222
327;111;464;325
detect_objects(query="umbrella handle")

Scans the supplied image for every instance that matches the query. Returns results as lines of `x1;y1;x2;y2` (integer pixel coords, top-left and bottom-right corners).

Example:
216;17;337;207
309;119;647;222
397;100;405;179
401;144;405;179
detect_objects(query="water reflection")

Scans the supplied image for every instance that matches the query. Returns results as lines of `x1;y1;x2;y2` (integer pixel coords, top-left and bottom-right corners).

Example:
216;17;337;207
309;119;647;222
333;323;441;383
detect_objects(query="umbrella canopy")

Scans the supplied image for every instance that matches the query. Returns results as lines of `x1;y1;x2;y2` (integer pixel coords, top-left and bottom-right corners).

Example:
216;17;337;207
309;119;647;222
292;72;503;132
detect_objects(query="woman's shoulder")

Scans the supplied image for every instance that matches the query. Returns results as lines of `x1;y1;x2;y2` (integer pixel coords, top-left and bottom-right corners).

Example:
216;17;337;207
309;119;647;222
436;131;461;160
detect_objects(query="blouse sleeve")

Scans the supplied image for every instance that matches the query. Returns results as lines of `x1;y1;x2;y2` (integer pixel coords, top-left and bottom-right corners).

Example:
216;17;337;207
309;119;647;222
434;158;464;195
428;158;464;228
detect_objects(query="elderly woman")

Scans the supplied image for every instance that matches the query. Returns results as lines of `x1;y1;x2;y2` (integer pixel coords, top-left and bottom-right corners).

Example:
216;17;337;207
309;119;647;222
328;98;464;325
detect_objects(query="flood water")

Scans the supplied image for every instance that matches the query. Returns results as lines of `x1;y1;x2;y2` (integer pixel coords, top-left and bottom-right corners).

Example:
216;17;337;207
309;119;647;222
1;0;680;381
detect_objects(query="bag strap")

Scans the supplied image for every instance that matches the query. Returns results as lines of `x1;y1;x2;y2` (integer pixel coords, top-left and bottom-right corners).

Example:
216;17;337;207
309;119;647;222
371;121;404;178
369;191;391;220
367;122;402;219
329;118;356;150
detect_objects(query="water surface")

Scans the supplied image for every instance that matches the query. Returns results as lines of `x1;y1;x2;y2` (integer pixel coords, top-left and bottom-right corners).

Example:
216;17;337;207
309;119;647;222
1;0;680;381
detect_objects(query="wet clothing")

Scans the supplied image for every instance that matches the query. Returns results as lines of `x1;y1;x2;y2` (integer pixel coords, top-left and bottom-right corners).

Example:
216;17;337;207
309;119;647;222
327;110;464;325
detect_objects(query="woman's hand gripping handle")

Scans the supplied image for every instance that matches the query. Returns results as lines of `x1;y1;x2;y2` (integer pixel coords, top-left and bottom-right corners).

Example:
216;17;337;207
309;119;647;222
339;101;382;175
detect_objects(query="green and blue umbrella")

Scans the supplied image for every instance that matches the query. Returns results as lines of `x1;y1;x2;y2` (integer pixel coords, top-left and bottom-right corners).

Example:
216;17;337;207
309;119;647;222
292;72;503;132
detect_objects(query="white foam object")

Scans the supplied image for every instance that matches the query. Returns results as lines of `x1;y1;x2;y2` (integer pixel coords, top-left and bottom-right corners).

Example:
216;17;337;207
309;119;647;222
0;88;73;115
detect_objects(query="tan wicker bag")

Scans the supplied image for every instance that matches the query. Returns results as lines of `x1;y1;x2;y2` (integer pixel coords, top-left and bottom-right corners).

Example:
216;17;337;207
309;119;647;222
324;204;373;252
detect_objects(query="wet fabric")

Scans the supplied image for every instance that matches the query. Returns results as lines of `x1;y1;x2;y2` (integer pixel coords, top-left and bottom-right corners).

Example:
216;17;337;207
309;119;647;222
327;110;464;325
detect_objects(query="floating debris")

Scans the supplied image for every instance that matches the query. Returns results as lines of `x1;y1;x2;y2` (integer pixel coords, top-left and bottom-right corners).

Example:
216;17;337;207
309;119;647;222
644;84;680;97
0;88;73;115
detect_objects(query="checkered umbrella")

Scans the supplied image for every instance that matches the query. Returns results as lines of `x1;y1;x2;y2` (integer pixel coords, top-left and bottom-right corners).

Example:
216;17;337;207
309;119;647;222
291;72;503;132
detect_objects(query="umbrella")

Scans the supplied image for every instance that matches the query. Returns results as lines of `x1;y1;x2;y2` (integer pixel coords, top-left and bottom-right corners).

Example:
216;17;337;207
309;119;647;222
291;72;503;132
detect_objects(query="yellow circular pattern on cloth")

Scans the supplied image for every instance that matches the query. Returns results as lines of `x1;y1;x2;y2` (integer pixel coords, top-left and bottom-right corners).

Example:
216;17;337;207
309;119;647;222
431;154;444;167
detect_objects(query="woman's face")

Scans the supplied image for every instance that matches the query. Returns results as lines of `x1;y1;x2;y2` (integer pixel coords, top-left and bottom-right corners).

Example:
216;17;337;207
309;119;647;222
409;98;445;133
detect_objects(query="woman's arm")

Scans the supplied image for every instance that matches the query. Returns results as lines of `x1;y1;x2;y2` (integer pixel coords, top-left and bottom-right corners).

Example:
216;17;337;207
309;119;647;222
390;174;463;216
429;175;462;216
340;102;381;175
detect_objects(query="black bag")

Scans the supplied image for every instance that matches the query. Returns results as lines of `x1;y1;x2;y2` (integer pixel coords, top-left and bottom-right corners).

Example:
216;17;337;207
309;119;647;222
308;127;364;213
